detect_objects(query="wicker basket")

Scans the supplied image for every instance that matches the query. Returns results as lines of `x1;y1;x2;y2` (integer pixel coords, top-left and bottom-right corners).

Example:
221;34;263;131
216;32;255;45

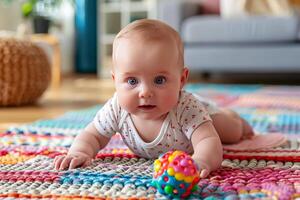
0;38;51;106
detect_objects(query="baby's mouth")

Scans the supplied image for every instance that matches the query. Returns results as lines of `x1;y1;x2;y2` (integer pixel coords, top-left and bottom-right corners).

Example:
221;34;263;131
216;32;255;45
138;105;156;110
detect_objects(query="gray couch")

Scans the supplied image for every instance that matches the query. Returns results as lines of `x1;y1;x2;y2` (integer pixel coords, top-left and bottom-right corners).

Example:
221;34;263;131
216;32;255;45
158;0;300;75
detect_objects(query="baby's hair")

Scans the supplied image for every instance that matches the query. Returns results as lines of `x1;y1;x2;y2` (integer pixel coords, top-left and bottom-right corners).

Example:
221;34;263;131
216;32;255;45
112;19;184;67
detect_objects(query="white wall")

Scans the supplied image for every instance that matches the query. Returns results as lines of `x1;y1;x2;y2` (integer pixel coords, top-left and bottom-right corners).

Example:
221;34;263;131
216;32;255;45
0;2;75;75
0;2;22;31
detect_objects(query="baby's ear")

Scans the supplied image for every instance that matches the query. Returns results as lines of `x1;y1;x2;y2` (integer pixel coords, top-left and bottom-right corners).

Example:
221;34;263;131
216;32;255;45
180;67;189;89
110;70;115;81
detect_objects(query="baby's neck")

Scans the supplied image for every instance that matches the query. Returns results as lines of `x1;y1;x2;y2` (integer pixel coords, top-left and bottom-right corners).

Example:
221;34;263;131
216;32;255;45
131;114;168;143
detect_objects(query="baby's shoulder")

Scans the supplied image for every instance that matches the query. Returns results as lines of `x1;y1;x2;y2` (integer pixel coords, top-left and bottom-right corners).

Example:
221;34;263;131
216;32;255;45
178;90;202;105
173;91;205;115
100;93;125;117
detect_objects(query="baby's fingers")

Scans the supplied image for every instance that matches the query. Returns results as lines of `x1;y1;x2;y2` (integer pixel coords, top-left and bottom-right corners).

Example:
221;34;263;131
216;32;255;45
82;158;92;168
200;169;209;179
59;156;73;170
54;155;66;170
68;157;88;169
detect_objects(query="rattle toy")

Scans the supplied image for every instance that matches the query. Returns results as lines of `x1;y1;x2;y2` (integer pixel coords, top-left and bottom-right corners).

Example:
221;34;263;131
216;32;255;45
152;150;200;198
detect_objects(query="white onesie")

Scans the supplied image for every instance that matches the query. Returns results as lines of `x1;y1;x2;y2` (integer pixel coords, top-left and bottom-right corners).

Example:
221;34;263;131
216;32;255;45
93;90;219;159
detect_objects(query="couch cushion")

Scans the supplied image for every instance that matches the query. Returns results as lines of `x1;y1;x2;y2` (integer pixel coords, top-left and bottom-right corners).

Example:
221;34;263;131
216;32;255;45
185;44;300;72
182;16;300;43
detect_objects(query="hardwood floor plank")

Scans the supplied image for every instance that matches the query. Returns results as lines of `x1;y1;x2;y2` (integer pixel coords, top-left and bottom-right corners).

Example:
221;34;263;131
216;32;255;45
0;75;115;132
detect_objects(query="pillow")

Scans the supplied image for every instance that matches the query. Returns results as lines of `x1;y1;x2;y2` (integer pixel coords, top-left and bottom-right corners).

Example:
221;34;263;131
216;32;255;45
200;0;220;15
221;0;294;18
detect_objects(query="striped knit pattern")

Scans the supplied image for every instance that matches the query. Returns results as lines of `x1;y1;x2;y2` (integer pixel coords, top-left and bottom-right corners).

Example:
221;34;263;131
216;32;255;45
1;83;300;199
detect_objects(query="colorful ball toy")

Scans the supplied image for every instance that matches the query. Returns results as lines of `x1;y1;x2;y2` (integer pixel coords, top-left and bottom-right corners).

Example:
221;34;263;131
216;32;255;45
152;150;201;199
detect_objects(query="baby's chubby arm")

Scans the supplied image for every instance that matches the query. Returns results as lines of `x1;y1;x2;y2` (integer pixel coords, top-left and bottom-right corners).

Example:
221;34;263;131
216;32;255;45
54;122;110;170
191;121;223;178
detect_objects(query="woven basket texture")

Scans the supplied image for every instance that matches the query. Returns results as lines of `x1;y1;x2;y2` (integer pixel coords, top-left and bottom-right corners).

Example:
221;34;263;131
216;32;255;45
0;38;51;106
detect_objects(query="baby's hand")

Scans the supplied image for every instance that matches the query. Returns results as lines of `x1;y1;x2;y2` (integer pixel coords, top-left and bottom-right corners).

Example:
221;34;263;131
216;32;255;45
192;157;211;179
199;168;210;179
54;152;92;170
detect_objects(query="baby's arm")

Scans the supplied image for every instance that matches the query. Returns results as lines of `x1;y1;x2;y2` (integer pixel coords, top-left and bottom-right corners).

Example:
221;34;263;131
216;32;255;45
191;121;223;178
54;122;110;170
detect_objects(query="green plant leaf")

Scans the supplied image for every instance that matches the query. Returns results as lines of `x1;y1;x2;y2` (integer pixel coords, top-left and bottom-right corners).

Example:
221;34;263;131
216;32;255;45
21;2;33;17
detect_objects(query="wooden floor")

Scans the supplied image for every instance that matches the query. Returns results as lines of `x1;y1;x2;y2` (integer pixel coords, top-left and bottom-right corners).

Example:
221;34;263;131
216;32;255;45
1;73;299;132
0;75;115;132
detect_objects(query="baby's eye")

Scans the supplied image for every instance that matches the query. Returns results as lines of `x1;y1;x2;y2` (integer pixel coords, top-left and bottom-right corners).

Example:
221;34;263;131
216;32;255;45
127;77;138;85
154;76;166;85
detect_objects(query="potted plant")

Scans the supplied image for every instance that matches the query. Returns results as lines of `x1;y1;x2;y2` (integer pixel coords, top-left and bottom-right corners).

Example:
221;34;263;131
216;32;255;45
21;0;69;33
21;0;52;33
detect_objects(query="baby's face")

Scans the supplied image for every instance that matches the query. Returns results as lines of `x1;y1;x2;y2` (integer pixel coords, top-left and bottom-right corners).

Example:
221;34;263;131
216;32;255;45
112;37;188;120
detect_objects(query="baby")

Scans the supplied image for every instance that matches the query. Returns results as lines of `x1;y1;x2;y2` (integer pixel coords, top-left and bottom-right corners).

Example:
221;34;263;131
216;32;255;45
54;19;254;178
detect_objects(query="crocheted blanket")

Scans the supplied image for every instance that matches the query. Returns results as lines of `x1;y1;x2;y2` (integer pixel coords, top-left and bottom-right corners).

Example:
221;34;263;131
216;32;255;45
1;84;299;199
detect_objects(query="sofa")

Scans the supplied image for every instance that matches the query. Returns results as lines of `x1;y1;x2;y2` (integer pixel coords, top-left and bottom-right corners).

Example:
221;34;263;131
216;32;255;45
158;0;300;75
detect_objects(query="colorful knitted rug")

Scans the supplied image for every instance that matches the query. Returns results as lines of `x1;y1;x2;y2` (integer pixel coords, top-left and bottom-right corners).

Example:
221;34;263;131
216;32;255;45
1;84;300;199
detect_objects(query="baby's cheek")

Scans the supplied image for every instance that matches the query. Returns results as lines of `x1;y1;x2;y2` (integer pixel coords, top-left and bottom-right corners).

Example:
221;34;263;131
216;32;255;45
160;92;179;108
118;93;136;112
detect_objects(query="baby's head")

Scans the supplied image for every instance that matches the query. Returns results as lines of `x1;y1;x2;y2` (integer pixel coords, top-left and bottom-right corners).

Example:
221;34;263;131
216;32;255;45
111;19;189;120
112;19;184;70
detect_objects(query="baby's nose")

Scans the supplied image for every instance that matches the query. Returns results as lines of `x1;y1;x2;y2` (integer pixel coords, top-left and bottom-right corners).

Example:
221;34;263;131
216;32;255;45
139;85;153;98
